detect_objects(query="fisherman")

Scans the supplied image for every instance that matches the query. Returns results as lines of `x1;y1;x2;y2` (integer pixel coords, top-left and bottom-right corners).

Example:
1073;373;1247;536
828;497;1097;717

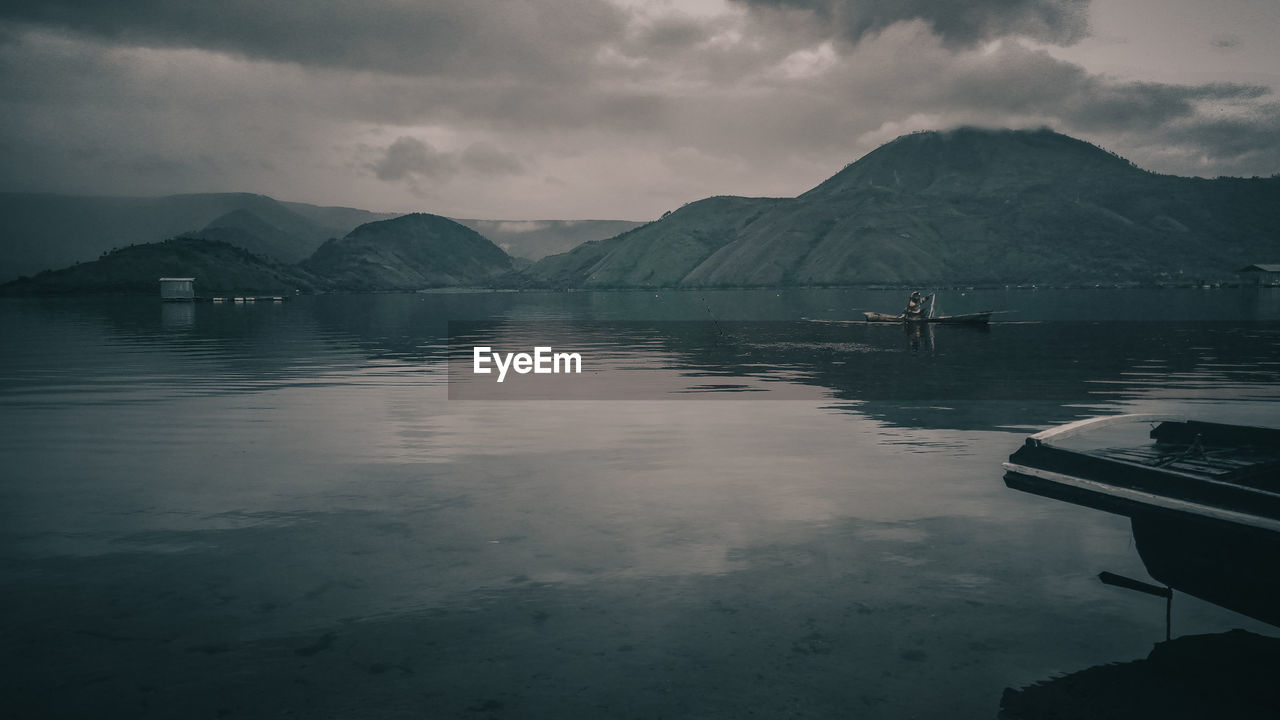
904;291;931;319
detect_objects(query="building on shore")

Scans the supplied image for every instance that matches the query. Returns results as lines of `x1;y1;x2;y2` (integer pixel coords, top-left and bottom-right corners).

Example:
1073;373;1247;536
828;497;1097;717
159;277;195;301
1237;264;1280;286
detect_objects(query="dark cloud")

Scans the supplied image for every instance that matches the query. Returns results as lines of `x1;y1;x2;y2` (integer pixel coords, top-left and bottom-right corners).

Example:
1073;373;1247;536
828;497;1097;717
734;0;1090;47
0;1;1276;217
634;13;715;49
0;0;625;78
929;44;1269;134
1211;34;1241;50
370;137;454;182
1158;110;1280;174
366;137;525;196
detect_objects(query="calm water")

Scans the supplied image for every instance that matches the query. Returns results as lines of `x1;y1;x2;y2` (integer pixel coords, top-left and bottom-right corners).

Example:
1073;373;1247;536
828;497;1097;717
2;288;1279;718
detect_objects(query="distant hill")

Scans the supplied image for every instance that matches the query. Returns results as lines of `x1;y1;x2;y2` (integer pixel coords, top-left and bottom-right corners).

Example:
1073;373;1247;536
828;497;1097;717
302;213;514;291
0;238;320;296
0;190;646;284
180;208;327;264
0;192;398;283
528;196;784;287
279;202;401;234
528;128;1280;287
9;129;1276;291
453;219;647;260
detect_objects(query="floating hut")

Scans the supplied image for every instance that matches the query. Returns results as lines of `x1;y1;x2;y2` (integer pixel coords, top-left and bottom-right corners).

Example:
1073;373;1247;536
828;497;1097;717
159;277;195;301
1237;264;1280;286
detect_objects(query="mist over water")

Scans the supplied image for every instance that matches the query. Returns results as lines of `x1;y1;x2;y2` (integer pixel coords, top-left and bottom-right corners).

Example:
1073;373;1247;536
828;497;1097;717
2;288;1278;718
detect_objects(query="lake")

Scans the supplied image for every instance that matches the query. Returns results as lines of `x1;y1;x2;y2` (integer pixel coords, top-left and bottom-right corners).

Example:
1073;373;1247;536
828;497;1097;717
2;287;1279;718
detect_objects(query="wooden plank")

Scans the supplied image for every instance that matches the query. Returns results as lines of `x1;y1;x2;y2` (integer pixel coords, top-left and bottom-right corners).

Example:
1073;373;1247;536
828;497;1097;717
1028;414;1179;445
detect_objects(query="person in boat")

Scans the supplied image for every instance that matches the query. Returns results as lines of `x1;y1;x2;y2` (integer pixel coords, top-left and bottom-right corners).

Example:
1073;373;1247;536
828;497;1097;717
904;291;931;319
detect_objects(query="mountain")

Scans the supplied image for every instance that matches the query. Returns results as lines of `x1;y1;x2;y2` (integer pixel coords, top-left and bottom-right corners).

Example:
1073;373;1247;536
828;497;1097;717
528;128;1280;287
528;196;784;287
0;190;645;283
179;208;328;264
279;202;401;233
0;238;319;296
302;213;514;290
0;192;396;283
453;219;647;260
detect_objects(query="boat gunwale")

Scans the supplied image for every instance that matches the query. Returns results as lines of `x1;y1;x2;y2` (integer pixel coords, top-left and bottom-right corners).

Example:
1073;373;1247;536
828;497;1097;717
1018;414;1280;503
1005;414;1280;532
1002;461;1280;534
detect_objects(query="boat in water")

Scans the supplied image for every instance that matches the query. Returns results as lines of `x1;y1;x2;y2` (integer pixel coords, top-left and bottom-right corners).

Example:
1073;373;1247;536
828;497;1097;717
863;310;994;324
1002;414;1280;627
865;292;996;324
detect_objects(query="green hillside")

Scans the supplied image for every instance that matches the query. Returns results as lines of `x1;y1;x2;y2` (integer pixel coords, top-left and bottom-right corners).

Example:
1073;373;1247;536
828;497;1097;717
0;238;319;296
302;213;514;291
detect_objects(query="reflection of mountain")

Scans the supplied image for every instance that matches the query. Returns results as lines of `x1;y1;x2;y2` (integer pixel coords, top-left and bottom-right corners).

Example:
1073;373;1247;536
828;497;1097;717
37;292;1280;433
633;320;1280;430
1000;630;1280;719
409;308;1280;429
31;291;519;380
528;128;1280;288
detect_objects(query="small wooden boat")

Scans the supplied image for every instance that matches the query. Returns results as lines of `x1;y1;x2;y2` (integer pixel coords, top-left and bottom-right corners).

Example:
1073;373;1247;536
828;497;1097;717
863;310;994;324
1003;415;1280;626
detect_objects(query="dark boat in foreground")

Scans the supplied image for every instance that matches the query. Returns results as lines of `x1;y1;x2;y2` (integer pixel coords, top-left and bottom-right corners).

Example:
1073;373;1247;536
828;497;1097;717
1003;414;1280;627
863;310;994;324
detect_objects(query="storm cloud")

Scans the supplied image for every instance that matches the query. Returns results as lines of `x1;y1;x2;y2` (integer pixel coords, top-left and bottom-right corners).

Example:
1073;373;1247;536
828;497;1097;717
0;1;626;79
733;0;1091;47
0;0;1277;219
371;137;455;182
368;137;525;198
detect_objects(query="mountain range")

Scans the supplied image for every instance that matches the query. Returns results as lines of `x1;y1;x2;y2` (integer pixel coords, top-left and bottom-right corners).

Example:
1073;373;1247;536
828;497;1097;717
1;214;517;296
529;128;1280;287
2;127;1277;294
0;192;401;284
0;192;635;284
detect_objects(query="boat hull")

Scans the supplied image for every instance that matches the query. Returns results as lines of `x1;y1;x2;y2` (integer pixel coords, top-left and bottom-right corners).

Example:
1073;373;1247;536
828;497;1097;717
1131;513;1280;627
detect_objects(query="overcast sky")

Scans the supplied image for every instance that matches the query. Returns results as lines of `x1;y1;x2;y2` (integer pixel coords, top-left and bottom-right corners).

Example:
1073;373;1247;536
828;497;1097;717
1;0;1277;219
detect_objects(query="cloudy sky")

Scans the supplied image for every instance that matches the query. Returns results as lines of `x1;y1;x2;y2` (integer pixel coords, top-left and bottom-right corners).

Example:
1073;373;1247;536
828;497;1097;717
1;0;1277;219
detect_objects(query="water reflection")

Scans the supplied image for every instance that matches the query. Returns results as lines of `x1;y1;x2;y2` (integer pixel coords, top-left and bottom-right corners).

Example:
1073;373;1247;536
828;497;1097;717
1001;630;1280;719
4;292;1280;431
159;301;194;328
442;317;1280;428
2;289;1279;719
